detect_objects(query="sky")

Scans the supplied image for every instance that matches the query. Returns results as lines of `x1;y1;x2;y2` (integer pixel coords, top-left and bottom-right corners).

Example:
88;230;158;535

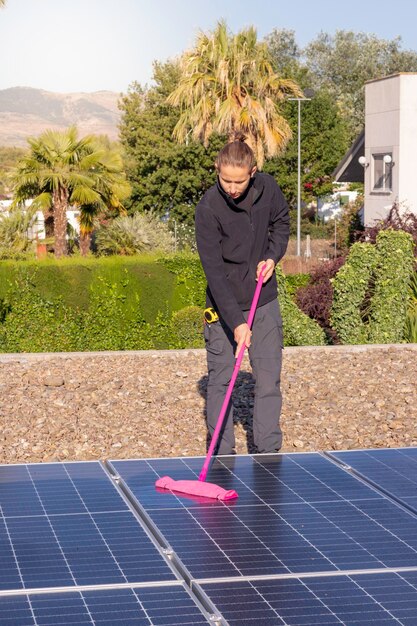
1;0;417;94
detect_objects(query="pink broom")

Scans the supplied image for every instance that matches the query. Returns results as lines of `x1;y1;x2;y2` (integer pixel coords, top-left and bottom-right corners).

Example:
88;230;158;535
155;265;267;501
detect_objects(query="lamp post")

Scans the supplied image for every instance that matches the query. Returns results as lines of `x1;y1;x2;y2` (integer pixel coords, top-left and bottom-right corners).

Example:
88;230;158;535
288;90;314;256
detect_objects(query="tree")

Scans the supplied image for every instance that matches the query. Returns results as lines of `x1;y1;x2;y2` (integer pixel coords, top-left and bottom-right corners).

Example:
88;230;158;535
167;20;303;168
304;31;417;139
119;61;224;225
264;28;304;79
12;128;130;257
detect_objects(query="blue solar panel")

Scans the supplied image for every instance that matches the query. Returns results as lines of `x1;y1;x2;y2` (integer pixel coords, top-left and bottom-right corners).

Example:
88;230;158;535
3;452;417;625
330;447;417;512
201;570;417;625
111;453;417;580
0;585;212;625
0;462;176;591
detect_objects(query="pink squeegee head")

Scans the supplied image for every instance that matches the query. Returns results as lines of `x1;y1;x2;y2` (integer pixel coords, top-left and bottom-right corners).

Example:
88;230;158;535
155;476;238;501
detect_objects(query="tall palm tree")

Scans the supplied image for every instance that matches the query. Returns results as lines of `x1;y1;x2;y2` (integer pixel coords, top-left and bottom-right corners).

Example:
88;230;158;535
167;21;303;168
12;128;130;257
77;145;130;255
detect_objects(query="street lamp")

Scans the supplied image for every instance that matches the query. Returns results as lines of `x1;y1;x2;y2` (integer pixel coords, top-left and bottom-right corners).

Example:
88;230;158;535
288;89;314;256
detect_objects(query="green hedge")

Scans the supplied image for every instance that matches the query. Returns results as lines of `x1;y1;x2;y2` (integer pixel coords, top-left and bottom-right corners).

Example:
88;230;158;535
0;255;179;325
0;254;325;352
330;230;415;344
368;230;415;343
330;243;377;344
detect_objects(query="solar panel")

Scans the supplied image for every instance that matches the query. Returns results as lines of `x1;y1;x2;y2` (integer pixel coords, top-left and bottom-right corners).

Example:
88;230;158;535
0;462;177;591
3;452;417;626
0;585;213;625
111;453;417;580
200;570;417;625
329;447;417;512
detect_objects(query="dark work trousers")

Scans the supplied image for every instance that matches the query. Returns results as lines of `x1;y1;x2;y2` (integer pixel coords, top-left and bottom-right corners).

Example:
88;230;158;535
204;298;283;455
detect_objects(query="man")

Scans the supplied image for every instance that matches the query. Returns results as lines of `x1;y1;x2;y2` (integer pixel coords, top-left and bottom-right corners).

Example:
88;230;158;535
195;138;290;455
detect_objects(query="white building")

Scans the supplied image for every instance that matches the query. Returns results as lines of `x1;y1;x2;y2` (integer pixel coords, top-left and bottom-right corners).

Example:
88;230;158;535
333;72;417;225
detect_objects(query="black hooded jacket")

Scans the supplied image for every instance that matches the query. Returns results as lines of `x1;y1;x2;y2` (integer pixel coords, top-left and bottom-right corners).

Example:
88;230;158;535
195;172;290;331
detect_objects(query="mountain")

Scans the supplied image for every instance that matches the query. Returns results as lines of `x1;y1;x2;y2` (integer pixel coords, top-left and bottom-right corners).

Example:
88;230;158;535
0;87;121;146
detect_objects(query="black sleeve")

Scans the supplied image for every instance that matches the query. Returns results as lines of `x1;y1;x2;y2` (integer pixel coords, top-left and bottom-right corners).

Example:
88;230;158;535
264;183;290;264
195;203;245;332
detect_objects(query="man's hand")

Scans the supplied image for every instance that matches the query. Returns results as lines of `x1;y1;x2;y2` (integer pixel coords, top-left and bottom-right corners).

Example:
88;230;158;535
256;258;275;283
234;322;251;358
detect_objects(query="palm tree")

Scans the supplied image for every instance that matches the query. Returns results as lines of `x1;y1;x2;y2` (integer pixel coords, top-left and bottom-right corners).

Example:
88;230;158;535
167;21;303;168
77;144;130;255
12;128;130;257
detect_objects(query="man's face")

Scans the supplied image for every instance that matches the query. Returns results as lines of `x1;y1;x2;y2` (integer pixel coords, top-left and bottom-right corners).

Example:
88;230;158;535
217;164;256;199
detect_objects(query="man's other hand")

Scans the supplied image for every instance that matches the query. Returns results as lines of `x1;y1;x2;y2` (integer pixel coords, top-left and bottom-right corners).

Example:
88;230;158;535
234;322;251;358
256;259;275;283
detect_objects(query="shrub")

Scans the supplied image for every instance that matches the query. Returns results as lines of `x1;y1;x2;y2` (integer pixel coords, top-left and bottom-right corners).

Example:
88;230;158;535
95;213;174;255
367;230;415;343
330;243;377;344
276;267;327;346
0;256;176;326
168;220;197;252
0;206;37;260
359;203;417;256
170;306;205;349
336;198;364;252
0;298;7;323
295;257;346;341
78;273;154;352
330;230;415;344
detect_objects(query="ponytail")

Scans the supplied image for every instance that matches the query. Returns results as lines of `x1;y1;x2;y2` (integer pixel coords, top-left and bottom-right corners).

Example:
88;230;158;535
215;134;256;171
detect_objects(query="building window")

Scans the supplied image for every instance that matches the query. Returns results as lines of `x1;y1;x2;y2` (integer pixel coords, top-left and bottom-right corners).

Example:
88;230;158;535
372;153;392;192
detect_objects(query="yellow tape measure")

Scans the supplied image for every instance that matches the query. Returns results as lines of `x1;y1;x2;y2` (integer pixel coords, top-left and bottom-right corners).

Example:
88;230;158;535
204;307;219;324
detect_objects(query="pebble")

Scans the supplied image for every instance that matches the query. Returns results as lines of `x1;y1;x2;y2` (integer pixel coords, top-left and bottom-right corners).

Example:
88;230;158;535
0;345;416;464
43;375;65;387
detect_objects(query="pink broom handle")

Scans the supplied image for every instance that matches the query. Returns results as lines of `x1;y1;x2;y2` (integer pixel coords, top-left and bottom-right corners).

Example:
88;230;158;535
199;264;267;482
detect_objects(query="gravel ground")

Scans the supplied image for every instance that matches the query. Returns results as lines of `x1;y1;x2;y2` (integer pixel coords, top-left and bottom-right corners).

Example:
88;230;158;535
0;345;416;465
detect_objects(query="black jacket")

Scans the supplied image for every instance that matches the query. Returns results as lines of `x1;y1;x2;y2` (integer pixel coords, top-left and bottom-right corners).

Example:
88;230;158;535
195;172;290;331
